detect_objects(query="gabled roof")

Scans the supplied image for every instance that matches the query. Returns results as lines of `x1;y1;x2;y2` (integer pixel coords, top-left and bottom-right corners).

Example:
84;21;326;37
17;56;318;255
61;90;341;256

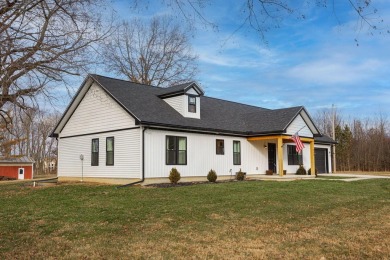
157;82;204;98
52;74;324;138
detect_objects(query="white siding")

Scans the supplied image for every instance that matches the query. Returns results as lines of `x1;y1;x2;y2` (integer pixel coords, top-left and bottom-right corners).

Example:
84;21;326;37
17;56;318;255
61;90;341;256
60;83;136;137
282;143;311;174
163;95;184;116
286;114;313;137
144;129;269;178
58;129;141;178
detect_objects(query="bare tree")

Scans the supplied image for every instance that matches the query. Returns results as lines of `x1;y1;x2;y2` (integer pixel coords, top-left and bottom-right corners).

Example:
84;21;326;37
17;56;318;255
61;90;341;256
102;16;198;87
130;0;388;43
0;0;111;123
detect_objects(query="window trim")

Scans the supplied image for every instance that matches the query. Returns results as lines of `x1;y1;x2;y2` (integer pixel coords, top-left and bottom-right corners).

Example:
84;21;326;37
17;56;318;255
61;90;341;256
106;136;114;166
166;136;187;165
287;145;303;165
91;138;99;166
216;139;224;155
188;95;196;113
233;140;241;165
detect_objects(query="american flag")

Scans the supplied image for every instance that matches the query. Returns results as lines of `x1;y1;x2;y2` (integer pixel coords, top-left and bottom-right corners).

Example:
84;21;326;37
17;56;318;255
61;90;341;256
291;133;305;153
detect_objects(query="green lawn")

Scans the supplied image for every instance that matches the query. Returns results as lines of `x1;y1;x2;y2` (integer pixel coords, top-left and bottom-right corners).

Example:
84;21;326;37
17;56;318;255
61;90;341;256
1;179;389;259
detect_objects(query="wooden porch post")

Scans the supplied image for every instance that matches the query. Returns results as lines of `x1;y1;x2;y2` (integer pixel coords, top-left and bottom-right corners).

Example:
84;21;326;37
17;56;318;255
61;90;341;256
277;137;284;176
310;140;316;175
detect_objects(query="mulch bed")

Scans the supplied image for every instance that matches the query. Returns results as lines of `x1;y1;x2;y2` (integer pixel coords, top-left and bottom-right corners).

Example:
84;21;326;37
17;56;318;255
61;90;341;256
145;178;257;188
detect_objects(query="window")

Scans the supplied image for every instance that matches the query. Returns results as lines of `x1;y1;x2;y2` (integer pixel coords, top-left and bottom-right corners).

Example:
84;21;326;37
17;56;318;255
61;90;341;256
91;138;99;166
188;96;196;113
106;137;114;166
166;136;187;165
216;139;224;155
288;145;303;165
233;141;241;165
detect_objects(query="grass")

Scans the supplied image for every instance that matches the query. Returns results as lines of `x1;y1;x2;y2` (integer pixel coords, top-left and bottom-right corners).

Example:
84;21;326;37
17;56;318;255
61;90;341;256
1;179;389;259
316;175;356;179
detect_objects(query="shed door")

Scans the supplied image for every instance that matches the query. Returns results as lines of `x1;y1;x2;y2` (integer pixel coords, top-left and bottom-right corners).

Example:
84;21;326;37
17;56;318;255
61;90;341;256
18;168;25;180
315;148;328;173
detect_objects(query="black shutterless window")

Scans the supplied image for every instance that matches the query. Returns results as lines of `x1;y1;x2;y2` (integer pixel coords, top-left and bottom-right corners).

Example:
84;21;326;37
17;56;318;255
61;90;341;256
166;136;187;165
91;138;99;166
216;139;224;155
233;140;241;165
106;137;114;166
288;145;303;165
188;96;196;113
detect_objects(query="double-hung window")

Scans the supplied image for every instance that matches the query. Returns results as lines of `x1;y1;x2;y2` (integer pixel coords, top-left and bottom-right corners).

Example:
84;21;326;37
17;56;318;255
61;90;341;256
288;145;303;165
233;140;241;165
188;96;196;113
91;138;99;166
166;136;187;165
106;137;114;166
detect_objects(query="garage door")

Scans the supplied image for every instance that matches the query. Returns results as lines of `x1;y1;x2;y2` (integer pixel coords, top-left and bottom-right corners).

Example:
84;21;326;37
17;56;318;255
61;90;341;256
315;148;328;173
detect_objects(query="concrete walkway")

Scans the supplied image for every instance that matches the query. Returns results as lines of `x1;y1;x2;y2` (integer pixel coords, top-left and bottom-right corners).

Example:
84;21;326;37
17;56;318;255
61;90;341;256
317;173;390;182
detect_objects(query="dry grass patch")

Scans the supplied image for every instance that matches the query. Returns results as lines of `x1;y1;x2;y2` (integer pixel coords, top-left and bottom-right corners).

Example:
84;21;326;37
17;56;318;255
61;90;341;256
0;180;389;259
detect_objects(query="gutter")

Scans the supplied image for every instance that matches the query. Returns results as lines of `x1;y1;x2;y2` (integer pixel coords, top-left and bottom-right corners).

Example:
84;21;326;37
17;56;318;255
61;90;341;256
116;126;147;188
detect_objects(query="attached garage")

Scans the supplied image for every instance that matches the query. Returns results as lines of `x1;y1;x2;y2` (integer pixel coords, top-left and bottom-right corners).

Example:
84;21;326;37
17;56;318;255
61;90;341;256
0;156;34;180
315;148;329;173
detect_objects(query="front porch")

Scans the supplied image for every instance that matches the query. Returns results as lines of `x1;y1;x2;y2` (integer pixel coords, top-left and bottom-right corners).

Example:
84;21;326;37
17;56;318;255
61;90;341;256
247;135;316;176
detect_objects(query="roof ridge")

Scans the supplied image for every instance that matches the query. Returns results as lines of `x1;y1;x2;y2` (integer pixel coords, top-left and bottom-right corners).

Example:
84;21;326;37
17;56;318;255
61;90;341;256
90;74;160;88
202;96;270;110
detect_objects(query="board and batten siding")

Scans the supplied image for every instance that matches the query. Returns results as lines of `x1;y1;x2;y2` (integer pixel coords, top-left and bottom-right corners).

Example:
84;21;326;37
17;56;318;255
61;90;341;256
286;114;313;137
144;129;268;178
58;129;141;179
60;83;136;137
282;144;311;174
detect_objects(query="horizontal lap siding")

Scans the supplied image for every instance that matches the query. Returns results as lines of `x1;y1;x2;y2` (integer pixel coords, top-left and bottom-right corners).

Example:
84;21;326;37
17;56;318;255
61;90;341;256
61;83;136;137
144;129;268;178
58;129;140;179
163;95;184;116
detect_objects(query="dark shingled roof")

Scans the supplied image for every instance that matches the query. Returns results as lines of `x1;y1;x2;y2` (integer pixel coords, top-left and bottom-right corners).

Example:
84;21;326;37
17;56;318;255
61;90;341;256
314;135;338;144
91;74;305;135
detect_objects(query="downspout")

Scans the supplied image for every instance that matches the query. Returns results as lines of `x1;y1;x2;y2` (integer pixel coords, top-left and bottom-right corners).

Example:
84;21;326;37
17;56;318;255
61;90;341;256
117;126;146;188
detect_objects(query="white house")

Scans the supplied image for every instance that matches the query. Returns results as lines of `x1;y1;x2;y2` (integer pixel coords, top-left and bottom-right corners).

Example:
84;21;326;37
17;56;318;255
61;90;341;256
51;74;336;184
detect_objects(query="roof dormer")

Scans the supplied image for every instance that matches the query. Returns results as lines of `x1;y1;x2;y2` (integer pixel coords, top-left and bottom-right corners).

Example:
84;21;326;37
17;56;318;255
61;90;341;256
159;82;204;119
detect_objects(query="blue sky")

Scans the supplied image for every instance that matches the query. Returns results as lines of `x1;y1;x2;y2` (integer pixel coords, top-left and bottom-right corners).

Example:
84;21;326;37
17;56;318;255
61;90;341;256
69;0;390;119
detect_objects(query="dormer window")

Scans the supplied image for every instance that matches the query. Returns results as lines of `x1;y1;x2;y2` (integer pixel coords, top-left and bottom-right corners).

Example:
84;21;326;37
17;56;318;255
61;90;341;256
188;96;196;113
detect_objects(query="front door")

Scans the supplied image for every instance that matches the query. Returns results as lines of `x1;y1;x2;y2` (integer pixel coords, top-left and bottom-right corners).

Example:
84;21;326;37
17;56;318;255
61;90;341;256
18;168;25;180
268;143;277;173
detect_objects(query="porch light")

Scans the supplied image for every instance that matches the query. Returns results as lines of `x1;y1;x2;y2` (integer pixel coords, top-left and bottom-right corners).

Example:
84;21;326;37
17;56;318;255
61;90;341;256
264;144;267;149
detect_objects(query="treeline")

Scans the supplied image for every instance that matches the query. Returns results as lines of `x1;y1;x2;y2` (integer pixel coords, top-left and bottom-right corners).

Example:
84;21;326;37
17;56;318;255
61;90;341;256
0;107;59;175
315;110;390;172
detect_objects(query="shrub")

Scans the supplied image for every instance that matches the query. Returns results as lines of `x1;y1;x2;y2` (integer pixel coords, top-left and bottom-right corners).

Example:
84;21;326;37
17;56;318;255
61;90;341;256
236;169;246;181
308;168;318;175
207;169;217;182
296;165;307;175
169;168;181;184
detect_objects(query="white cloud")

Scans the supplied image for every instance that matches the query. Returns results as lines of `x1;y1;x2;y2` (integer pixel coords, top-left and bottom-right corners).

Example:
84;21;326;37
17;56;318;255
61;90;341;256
285;56;383;85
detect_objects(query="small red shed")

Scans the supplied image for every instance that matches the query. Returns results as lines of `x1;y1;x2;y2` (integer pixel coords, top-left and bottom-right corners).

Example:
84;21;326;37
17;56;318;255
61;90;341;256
0;156;34;180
